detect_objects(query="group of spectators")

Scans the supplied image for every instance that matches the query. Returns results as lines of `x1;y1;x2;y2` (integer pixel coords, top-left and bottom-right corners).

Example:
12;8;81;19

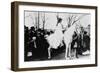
71;26;90;58
24;25;90;61
24;25;63;61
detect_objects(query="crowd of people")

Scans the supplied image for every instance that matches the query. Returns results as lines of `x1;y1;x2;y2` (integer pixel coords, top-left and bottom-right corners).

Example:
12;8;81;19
24;23;90;61
71;26;90;58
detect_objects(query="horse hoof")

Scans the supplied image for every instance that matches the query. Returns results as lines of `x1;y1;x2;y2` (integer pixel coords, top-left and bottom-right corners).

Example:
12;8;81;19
69;57;72;60
48;57;51;60
65;58;69;60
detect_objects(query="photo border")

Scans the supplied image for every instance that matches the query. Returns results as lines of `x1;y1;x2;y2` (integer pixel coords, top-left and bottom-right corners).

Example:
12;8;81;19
11;1;98;71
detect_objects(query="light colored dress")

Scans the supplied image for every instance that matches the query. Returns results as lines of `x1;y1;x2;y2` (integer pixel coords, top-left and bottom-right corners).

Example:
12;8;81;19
47;23;64;49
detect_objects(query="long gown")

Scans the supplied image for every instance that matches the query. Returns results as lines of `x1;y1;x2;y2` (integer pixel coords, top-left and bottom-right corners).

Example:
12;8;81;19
47;23;64;49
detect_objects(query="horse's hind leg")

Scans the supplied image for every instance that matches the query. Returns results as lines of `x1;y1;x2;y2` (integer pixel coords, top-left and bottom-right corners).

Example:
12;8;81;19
48;46;51;59
65;43;72;60
68;44;72;59
65;44;69;60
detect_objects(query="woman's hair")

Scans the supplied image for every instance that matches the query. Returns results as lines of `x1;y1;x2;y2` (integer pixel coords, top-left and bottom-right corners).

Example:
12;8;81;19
57;18;62;23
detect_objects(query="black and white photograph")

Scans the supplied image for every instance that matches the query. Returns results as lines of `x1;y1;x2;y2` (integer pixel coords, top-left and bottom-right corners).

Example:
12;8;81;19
11;2;97;71
24;11;91;61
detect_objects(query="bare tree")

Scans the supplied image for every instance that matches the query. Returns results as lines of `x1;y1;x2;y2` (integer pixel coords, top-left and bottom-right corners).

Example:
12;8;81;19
65;14;86;30
41;12;46;30
41;12;49;30
56;12;59;26
34;12;41;30
35;13;38;30
37;11;40;29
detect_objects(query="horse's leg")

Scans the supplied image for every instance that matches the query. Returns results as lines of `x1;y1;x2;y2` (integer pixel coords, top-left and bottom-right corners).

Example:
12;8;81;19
68;43;72;59
48;46;51;59
74;48;77;58
65;43;69;60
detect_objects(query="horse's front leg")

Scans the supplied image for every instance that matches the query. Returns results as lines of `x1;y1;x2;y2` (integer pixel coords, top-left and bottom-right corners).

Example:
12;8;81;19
48;46;51;59
65;42;72;60
65;44;69;60
68;43;72;59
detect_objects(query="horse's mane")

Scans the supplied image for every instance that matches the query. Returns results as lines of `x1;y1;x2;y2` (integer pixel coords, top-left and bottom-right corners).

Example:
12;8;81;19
64;24;76;37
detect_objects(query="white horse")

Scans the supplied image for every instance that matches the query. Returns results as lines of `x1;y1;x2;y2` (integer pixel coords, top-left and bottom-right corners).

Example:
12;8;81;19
46;21;81;59
64;24;81;59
